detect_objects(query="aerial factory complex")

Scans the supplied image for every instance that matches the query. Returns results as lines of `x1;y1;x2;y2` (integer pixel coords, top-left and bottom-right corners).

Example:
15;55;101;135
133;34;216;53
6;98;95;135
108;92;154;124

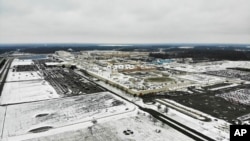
0;44;250;141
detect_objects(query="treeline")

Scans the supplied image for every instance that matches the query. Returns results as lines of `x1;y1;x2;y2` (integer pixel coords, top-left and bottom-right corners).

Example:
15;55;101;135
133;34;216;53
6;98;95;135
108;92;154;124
20;46;125;54
227;67;250;72
150;49;250;61
0;48;17;54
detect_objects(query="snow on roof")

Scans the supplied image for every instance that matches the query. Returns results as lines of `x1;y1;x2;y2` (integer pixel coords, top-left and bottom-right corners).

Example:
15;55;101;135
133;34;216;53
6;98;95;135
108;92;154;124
45;62;61;66
11;59;33;67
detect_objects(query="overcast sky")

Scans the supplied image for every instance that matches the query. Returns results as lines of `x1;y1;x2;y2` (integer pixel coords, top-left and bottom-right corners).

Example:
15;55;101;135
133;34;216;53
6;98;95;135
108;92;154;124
0;0;249;44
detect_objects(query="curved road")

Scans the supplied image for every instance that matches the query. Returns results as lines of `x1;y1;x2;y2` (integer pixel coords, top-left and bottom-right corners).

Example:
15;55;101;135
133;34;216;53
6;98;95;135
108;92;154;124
75;70;215;141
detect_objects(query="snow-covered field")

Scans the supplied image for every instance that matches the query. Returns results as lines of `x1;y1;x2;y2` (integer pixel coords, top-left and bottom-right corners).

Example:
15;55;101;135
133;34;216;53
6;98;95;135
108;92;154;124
2;92;135;140
19;112;194;141
0;80;59;105
6;59;42;82
0;59;59;105
177;74;225;85
0;106;6;138
1;88;196;141
6;70;43;82
144;100;230;141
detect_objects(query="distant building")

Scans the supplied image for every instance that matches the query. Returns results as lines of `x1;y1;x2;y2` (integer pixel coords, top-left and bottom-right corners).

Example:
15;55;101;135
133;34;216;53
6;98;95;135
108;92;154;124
55;51;74;60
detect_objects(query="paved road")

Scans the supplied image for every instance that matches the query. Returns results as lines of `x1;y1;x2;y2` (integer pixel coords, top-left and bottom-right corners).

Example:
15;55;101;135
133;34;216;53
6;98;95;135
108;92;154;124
75;69;215;141
0;58;13;139
0;58;13;96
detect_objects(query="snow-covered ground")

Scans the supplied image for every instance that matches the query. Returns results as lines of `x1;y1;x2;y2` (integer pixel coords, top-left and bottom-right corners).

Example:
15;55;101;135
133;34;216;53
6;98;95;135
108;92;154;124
2;92;136;140
217;89;250;106
0;58;59;105
0;106;6;138
76;71;230;140
177;74;225;85
6;70;43;82
0;80;59;105
10;59;34;68
1;89;196;141
144;100;230;141
164;61;250;73
14;112;194;141
6;59;42;82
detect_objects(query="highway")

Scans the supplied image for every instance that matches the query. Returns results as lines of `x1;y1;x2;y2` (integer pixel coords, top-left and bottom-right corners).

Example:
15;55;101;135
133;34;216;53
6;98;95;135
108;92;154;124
0;58;13;96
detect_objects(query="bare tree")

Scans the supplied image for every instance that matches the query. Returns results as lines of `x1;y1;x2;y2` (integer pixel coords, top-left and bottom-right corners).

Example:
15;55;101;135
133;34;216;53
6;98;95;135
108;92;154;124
152;117;158;125
92;119;97;124
157;104;162;110
164;107;169;113
137;111;140;115
161;121;165;127
88;126;93;135
148;114;152;120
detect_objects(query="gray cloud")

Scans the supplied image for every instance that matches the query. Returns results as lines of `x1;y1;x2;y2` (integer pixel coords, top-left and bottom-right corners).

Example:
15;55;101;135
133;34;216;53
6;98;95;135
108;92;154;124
0;0;249;43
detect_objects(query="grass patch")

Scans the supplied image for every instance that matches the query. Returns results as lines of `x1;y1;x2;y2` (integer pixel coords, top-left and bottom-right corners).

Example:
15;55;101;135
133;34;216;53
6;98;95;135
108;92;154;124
145;77;173;82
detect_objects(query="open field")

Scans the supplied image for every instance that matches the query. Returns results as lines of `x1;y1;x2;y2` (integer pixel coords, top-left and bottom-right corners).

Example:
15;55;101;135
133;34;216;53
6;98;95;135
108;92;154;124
0;80;59;105
6;70;42;82
2;92;135;139
0;106;6;138
0;58;60;105
144;100;230;141
21;113;194;141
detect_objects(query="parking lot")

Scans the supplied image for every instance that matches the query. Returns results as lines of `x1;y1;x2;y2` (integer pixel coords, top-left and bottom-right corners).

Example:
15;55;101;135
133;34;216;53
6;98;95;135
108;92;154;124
206;69;250;81
35;60;104;96
216;89;250;106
